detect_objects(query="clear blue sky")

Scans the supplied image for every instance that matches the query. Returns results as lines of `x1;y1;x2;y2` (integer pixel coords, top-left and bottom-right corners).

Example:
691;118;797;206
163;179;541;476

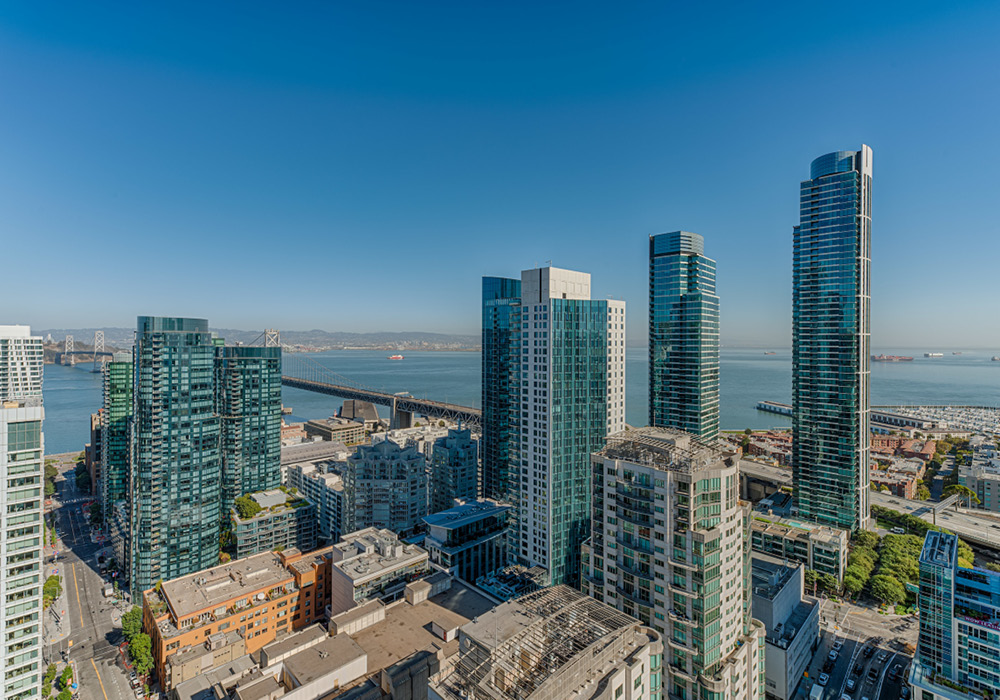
2;1;999;348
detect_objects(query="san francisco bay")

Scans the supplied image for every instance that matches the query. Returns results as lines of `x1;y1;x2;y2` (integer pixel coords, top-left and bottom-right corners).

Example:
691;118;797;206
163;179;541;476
42;347;1000;455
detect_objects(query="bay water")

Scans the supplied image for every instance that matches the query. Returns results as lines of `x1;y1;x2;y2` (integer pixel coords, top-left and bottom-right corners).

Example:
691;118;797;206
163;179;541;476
42;347;1000;455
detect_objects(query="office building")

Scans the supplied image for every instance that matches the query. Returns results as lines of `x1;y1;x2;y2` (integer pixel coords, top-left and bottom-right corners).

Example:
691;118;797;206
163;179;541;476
431;585;664;700
751;555;819;700
649;231;720;442
230;489;318;559
0;326;44;700
216;345;282;509
582;428;765;700
143;546;331;692
792;146;873;531
910;531;1000;699
284;462;349;543
510;266;625;587
481;276;521;502
303;416;366;446
129;317;223;599
329;528;431;615
429;427;479;514
101;352;132;527
423;499;509;583
346;437;428;537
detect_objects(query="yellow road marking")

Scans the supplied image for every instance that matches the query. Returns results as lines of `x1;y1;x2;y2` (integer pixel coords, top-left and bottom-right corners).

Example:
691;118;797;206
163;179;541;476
91;658;110;700
72;564;83;626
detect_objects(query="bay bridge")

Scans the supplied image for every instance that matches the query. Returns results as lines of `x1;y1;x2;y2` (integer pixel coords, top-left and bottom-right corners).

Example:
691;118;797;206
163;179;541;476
281;354;481;430
57;332;114;372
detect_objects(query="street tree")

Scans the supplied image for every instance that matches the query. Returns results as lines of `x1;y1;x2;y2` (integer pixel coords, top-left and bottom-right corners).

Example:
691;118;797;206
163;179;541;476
130;632;154;676
122;605;143;642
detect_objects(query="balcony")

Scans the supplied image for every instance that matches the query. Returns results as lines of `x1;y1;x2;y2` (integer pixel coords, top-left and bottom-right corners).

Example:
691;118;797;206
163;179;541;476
616;483;654;502
615;584;653;608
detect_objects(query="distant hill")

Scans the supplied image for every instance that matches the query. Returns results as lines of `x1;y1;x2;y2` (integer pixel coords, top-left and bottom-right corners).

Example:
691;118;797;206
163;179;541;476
38;327;480;351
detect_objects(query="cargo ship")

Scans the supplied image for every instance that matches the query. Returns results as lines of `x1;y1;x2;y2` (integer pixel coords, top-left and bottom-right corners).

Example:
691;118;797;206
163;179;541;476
871;354;914;362
388;354;404;360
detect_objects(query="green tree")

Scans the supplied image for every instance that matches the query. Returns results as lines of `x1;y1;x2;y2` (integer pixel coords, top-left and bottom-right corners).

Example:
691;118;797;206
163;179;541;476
915;485;931;501
122;605;143;643
44;664;57;686
870;574;906;604
984;563;1000;573
45;480;56;497
56;690;71;700
130;632;154;676
59;666;73;689
804;569;817;591
42;575;62;609
842;573;865;597
89;502;103;526
233;495;262;519
818;573;838;594
943;484;980;507
852;530;880;550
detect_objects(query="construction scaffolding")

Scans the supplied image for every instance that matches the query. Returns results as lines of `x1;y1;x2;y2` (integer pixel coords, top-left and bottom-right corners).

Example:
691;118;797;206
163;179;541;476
439;585;643;700
599;426;736;474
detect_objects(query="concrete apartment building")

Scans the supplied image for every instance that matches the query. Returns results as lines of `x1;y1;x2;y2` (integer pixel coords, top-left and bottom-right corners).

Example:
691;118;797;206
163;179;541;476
329;528;431;615
285;462;349;542
961;439;1000;513
428;427;479;514
749;493;848;584
304;416;366;445
143;546;331;691
422;499;509;584
431;585;664;700
751;555;819;700
230;489;318;559
582;428;765;699
0;326;44;700
347;438;429;537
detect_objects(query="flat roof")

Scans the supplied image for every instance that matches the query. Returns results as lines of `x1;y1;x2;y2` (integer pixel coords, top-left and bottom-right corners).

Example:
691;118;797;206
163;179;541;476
423;500;510;529
350;580;495;674
280;440;351;465
159;551;292;622
260;624;327;661
283;634;367;685
751;553;799;601
596;427;737;474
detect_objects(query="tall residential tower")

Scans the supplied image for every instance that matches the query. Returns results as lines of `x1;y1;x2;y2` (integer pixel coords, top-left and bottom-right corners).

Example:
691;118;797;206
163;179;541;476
792;146;872;532
649;231;720;442
510;267;625;586
481;277;521;502
0;326;44;700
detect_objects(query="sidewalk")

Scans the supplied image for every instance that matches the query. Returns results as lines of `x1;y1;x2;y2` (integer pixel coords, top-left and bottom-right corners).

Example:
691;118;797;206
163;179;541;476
43;541;73;649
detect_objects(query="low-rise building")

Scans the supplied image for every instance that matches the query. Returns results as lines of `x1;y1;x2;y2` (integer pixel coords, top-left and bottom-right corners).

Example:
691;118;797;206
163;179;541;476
751;555;819;700
143;547;332;691
330;528;432;615
431;585;664;700
750;508;848;584
304;416;367;445
231;489;318;560
961;441;1000;513
423;499;509;584
910;531;1000;700
870;469;918;499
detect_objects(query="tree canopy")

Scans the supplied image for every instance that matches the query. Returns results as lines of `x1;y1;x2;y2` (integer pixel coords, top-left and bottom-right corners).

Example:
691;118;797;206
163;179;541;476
870;574;906;604
234;495;262;519
130;632;154;676
122;605;143;643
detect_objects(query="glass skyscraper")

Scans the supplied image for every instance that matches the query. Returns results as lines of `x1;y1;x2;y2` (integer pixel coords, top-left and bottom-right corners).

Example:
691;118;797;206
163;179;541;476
481;276;521;502
101;352;132;527
0;326;44;700
509;267;625;586
215;345;282;510
649;231;720;442
792;146;872;532
130;317;222;599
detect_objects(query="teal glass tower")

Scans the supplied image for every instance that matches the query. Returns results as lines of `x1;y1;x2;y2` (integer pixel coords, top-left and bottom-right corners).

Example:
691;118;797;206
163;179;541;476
792;146;872;532
130;317;221;599
649;231;720;442
216;345;282;510
101;352;132;524
481;276;521;502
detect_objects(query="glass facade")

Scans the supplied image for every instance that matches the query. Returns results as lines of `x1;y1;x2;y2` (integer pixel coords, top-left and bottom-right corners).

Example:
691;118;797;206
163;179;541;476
649;232;720;442
0;327;44;700
792;146;872;531
215;345;282;511
481;277;521;502
130;317;221;599
101;355;132;523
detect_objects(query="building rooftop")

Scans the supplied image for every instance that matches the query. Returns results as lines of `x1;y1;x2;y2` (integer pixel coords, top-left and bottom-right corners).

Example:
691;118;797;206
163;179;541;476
920;531;957;568
597;427;737;473
332;528;428;582
232;489;312;523
156;551;293;625
751;554;798;601
424;499;510;530
259;624;328;664
283;633;367;685
280;440;351;465
751;513;847;546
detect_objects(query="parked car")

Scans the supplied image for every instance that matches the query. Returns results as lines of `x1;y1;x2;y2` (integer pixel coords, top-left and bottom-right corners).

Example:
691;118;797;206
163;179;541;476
819;673;830;686
853;663;864;675
878;651;889;663
863;645;875;658
846;678;856;691
828;649;839;661
833;639;844;652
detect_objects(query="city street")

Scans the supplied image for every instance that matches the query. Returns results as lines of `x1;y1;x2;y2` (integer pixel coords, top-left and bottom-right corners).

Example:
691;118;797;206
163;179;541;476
45;460;135;700
796;598;917;700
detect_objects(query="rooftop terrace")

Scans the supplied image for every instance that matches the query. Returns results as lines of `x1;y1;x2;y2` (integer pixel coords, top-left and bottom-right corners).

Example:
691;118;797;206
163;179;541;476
597;427;737;473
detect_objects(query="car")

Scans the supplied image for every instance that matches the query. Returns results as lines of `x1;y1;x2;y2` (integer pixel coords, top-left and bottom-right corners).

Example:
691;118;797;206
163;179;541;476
818;673;830;686
853;663;864;675
889;664;902;681
890;527;906;534
868;667;879;682
841;695;852;700
129;671;137;681
901;687;910;698
863;645;875;658
846;678;856;691
823;658;835;673
878;651;889;663
828;649;839;661
833;639;844;651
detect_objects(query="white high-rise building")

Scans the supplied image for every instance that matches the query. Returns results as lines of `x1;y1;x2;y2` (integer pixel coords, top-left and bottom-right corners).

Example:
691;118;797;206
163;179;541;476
512;267;625;586
583;428;766;700
0;326;45;700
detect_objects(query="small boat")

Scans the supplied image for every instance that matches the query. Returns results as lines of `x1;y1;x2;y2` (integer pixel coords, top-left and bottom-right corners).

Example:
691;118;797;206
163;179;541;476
952;352;962;355
924;353;943;358
872;354;914;362
763;351;776;355
388;355;404;360
993;356;1000;362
